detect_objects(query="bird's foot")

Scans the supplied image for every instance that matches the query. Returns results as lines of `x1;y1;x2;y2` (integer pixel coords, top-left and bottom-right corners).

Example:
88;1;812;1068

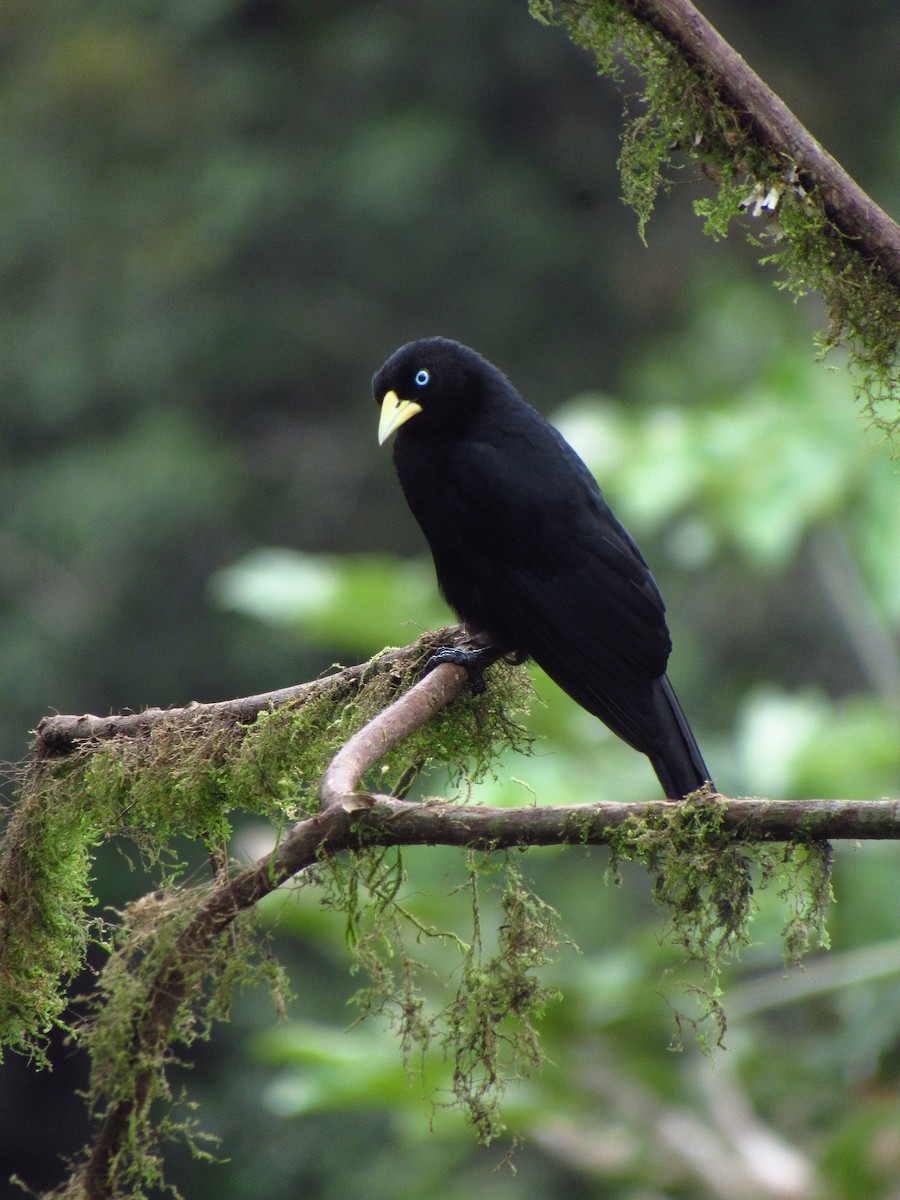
424;644;505;695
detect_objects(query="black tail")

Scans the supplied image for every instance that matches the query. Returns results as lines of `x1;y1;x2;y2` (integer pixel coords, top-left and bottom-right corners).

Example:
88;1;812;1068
647;675;713;799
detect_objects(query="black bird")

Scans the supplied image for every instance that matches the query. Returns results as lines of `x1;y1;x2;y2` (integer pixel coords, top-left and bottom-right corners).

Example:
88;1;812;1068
373;337;712;799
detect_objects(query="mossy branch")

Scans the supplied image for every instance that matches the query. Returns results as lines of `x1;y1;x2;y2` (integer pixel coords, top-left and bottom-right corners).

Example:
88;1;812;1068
5;630;898;1198
33;628;469;761
621;0;900;284
532;0;900;439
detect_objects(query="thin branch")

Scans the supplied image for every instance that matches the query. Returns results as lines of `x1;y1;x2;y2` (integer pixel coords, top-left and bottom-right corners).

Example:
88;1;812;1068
314;794;900;845
620;0;900;287
32;625;467;761
318;660;468;807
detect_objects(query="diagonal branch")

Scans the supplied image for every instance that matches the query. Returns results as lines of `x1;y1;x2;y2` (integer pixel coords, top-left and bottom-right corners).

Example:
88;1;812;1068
621;0;900;286
318;659;469;808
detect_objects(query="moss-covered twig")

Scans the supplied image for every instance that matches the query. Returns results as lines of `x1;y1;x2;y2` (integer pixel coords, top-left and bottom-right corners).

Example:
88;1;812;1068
533;0;899;438
318;656;469;808
32;625;468;761
0;628;473;1078
620;0;900;285
47;646;498;1200
317;794;900;845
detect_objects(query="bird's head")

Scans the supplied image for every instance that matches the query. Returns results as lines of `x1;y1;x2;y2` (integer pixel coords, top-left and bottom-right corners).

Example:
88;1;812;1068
373;337;498;445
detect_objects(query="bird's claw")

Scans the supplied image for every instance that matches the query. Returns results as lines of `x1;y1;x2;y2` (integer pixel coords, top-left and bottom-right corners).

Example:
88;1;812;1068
424;645;501;695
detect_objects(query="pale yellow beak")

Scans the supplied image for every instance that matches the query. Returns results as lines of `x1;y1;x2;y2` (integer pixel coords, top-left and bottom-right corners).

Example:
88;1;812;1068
378;390;423;445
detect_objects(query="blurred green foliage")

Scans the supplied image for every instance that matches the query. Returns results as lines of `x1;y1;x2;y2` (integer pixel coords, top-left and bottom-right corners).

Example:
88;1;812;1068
1;0;898;1197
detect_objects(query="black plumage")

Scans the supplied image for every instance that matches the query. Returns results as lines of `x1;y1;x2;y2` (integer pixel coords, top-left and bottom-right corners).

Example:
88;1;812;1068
373;337;712;799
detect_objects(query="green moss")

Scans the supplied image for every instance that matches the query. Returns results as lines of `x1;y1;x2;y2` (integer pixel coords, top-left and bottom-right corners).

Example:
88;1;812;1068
0;779;101;1065
605;793;832;1047
72;888;289;1199
531;0;899;444
0;646;529;1051
326;847;560;1143
0;639;536;1192
0;642;529;1065
368;661;533;800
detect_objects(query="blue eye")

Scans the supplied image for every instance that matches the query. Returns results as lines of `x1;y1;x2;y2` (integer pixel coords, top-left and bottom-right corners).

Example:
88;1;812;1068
414;369;430;387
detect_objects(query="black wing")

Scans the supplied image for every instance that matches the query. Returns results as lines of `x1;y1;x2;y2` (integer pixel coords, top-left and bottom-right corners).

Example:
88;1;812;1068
397;405;673;752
